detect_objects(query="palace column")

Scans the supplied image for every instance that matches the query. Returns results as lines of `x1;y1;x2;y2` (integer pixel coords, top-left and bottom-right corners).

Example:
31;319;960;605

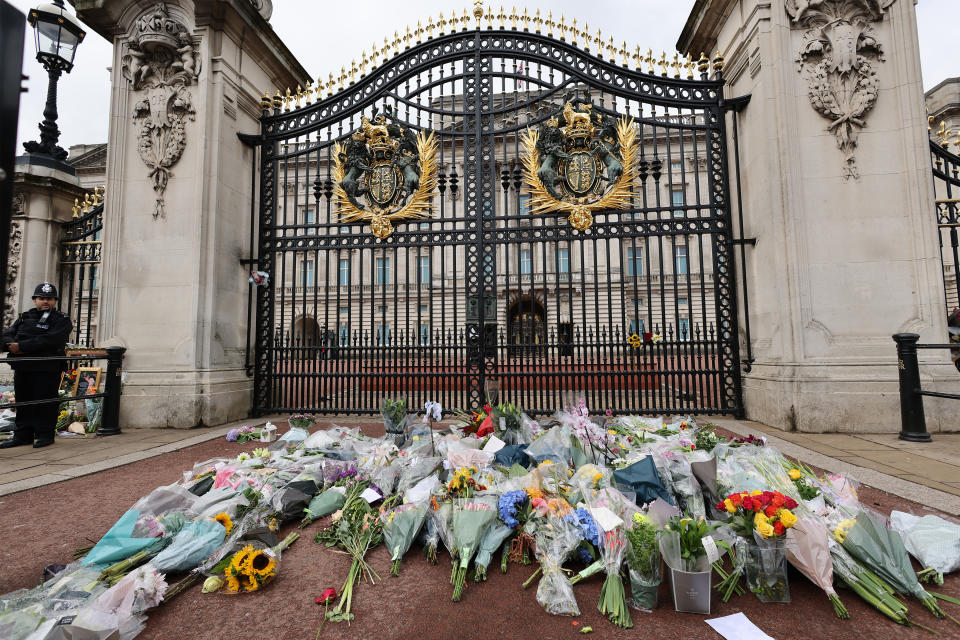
73;0;308;427
679;0;955;432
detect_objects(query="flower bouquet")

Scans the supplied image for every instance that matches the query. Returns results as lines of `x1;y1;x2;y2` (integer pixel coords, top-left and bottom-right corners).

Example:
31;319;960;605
499;490;534;570
493;402;524;445
473;519;514;581
423;497;454;564
199;531;298;595
786;517;848;618
450;499;497;600
382;502;428;576
226;426;261;443
597;529;633;628
454;404;495;437
625;512;661;612
380;397;408;442
531;514;582;616
719;490;798;602
836;508;946;620
288;413;317;430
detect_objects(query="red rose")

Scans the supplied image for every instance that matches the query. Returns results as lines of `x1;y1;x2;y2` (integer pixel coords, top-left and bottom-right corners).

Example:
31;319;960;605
771;494;785;509
318;587;337;604
773;521;785;536
716;502;726;511
757;492;772;506
764;505;778;518
730;493;743;506
741;496;754;510
784;497;798;509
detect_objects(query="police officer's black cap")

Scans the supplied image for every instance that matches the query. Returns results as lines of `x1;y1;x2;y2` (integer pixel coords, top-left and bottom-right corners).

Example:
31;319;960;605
32;282;58;299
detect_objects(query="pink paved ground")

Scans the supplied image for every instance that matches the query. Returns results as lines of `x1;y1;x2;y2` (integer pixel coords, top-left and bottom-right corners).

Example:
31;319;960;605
2;422;959;640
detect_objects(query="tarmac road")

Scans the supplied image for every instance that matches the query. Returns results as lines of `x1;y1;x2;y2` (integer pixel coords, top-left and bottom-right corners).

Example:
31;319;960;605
2;425;959;640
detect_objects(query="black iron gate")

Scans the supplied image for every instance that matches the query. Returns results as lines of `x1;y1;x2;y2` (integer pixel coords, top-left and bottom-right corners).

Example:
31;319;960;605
931;139;960;315
253;17;743;416
60;187;103;347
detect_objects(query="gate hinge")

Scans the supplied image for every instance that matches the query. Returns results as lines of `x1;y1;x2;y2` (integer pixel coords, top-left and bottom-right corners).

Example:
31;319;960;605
723;94;752;113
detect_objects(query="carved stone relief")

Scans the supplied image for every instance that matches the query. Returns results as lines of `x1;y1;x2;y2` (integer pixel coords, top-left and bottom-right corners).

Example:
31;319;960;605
4;222;22;326
786;0;896;180
11;192;25;216
121;3;200;218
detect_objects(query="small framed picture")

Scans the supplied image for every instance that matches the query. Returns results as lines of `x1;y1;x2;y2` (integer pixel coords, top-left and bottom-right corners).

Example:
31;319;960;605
73;367;102;398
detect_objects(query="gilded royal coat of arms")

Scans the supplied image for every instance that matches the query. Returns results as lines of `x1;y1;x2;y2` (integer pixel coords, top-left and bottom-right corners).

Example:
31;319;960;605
333;108;438;239
521;93;639;230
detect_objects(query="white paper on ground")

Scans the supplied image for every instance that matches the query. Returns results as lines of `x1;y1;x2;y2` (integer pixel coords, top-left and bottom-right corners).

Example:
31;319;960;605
360;487;382;503
705;613;777;640
587;506;623;532
483;435;506;453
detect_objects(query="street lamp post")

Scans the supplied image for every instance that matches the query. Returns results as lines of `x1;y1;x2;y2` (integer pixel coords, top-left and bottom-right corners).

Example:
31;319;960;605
21;0;85;162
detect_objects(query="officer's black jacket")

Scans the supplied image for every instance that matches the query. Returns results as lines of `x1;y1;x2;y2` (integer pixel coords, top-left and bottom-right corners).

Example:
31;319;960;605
1;308;73;371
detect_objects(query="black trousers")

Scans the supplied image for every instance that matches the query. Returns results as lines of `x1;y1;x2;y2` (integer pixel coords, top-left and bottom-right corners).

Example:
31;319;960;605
13;369;61;443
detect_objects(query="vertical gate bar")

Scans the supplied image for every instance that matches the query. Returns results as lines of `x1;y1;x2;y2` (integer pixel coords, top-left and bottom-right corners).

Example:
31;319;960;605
710;72;745;416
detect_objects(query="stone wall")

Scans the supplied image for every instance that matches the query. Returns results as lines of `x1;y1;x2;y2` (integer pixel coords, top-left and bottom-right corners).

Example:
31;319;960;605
73;0;308;427
678;0;957;432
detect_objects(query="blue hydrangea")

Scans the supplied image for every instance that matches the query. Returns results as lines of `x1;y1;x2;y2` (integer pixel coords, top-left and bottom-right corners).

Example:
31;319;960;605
565;508;601;548
498;490;528;529
578;546;593;564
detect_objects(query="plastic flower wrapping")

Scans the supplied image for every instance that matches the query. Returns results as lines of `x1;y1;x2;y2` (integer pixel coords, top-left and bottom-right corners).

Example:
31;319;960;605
6;402;960;640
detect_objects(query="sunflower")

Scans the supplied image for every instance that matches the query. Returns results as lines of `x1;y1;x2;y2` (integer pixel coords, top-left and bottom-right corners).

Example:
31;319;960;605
231;545;255;573
224;571;242;593
212;512;233;536
248;549;278;578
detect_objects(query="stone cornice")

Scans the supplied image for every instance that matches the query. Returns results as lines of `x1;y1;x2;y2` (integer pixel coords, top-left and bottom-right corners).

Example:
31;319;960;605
677;0;738;56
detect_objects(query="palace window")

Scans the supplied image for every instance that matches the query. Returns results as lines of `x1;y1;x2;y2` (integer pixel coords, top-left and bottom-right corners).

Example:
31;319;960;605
376;257;391;284
674;246;688;275
520;249;532;275
626;247;643;277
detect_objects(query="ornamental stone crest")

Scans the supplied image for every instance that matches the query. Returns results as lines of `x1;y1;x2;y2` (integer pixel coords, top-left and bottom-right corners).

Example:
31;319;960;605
121;3;200;218
333;107;438;239
521;91;638;231
786;0;895;180
4;222;22;326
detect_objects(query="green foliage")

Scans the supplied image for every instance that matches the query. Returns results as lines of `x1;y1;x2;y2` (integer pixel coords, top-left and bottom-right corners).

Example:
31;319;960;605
666;516;720;564
380;397;407;424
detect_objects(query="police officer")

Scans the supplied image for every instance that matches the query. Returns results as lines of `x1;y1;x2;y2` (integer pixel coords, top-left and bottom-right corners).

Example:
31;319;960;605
0;283;73;448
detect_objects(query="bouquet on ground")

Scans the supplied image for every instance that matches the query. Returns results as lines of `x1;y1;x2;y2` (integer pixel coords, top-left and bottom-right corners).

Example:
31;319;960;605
202;531;299;594
499;490;535;571
473;518;514;581
226;425;261;443
450;499;497;600
835;508;946;620
531;513;582;616
624;512;661;612
314;481;390;623
423;496;454;564
718;490;798;602
890;510;960;586
597;529;633;628
493;402;524;444
382;502;428;576
566;508;603;585
786;463;821;501
454;404;495;437
380;397;408;436
287;413;317;430
786;517;848;618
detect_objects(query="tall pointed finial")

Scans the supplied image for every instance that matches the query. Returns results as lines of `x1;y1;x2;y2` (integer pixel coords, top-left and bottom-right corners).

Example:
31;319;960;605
474;0;484;27
697;52;710;77
72;198;81;218
685;54;695;79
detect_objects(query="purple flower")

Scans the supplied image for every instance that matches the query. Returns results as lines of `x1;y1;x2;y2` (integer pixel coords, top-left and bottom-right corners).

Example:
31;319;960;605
226;429;239;442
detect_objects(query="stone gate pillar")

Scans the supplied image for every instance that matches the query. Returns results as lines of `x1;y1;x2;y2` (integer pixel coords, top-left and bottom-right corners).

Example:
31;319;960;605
679;0;956;432
73;0;307;427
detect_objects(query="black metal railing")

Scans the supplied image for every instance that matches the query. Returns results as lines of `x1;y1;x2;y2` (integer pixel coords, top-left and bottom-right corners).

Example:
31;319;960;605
893;333;959;442
931;141;960;317
59;194;103;347
0;346;125;436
